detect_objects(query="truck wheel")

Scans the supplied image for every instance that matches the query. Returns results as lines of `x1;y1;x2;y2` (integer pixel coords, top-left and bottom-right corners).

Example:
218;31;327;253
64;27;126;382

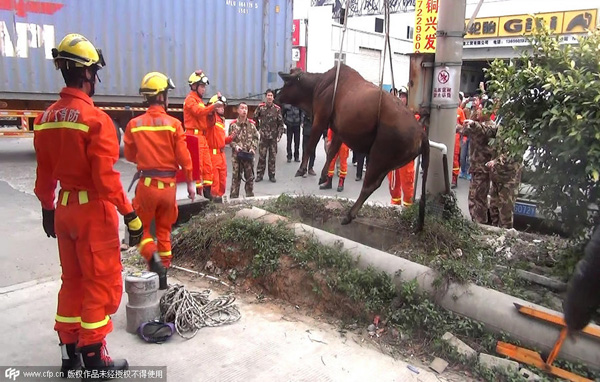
113;119;122;144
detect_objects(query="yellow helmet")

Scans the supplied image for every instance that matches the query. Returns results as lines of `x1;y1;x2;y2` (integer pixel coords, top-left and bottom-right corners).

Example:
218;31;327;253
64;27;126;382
188;70;210;86
52;33;105;69
139;72;175;97
208;94;227;105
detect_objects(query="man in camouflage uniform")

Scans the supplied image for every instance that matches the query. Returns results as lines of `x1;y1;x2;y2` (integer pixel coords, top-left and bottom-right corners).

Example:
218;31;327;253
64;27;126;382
229;102;260;198
462;101;497;224
487;122;522;229
282;103;302;162
254;89;284;182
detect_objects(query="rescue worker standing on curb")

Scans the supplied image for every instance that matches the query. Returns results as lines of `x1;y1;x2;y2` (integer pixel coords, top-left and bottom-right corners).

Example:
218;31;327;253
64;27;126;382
487;120;522;229
453;94;466;189
124;72;195;290
229;103;260;198
206;94;235;202
34;33;142;375
254;89;284;182
463;100;498;224
321;128;349;192
388;86;416;206
184;70;223;199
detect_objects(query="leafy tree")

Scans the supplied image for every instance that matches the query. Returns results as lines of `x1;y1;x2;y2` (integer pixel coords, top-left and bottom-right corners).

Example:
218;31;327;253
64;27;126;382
486;28;600;237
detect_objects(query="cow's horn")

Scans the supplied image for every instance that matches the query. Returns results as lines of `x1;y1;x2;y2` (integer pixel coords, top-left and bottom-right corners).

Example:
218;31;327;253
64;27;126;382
278;71;291;81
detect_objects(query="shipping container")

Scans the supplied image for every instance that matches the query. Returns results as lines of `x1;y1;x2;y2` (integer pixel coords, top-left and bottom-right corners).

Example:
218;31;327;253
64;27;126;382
0;0;293;136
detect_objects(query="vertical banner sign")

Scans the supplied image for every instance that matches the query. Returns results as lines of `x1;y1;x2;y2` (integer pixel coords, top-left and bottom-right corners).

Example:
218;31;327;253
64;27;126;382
414;0;440;53
292;19;300;45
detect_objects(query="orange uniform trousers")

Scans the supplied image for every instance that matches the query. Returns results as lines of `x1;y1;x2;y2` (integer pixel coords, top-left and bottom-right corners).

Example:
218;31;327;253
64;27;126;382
210;149;227;197
327;143;349;178
452;133;461;184
187;130;213;189
54;190;122;347
388;161;415;206
134;178;178;268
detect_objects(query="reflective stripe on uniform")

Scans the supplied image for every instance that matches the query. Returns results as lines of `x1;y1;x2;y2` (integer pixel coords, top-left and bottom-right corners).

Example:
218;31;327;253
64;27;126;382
139;238;154;251
212;149;217;155
157;181;165;189
81;315;110;330
193;129;199;134
158;251;172;257
78;190;88;204
195;182;202;187
402;201;413;206
216;122;225;130
60;190;88;206
131;125;176;133
55;314;81;323
34;122;90;133
61;191;70;206
203;180;213;185
144;178;152;187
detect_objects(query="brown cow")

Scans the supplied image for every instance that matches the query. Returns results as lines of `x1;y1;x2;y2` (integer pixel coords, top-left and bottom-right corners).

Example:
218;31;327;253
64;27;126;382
275;64;430;231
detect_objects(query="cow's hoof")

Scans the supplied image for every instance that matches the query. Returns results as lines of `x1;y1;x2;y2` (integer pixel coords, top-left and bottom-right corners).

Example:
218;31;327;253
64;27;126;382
295;169;307;177
341;216;352;225
318;176;327;185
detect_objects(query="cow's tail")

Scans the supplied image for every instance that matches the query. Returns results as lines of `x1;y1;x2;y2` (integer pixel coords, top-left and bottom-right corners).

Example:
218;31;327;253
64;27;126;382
417;134;430;232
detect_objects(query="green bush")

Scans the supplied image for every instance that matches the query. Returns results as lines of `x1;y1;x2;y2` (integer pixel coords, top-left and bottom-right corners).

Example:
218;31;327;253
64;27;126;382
486;28;600;238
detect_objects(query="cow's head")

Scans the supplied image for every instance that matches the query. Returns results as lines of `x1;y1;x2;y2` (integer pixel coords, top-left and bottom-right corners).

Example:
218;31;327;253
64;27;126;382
276;68;308;107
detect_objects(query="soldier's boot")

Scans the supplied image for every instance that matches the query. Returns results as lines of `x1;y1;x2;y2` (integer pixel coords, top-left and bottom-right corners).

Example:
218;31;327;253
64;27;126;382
203;186;213;200
80;341;128;381
148;252;168;290
337;177;345;192
319;176;333;190
60;342;81;376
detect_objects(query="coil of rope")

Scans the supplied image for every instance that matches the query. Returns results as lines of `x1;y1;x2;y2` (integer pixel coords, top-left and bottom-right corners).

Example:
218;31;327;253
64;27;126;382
160;284;241;339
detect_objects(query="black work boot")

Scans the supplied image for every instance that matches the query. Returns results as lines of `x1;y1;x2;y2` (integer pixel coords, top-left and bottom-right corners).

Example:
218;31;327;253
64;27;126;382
148;252;168;290
203;186;213;200
337;177;345;192
80;341;128;381
319;176;333;190
60;343;81;376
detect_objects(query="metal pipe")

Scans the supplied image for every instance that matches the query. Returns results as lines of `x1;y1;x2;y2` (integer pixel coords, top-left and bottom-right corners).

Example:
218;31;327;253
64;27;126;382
465;0;485;34
428;140;448;155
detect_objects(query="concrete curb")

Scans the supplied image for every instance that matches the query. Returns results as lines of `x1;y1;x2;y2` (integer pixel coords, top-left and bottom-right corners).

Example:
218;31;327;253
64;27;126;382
235;206;600;370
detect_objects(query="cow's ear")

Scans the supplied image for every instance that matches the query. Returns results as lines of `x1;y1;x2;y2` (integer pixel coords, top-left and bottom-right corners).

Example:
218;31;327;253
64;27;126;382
279;71;292;82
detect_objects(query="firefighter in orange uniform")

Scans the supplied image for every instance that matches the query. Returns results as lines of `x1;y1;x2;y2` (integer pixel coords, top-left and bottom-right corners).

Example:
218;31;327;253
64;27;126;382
453;96;466;188
320;128;349;192
34;34;142;374
184;70;223;200
124;72;195;290
206;94;235;202
388;86;416;206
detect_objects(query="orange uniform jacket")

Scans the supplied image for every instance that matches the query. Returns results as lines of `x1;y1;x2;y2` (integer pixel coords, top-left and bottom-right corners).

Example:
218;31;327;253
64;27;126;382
183;91;216;134
123;105;193;182
34;87;132;215
183;91;216;186
206;114;233;150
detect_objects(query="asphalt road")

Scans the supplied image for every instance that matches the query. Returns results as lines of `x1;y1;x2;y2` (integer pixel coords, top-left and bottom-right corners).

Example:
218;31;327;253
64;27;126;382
0;136;470;288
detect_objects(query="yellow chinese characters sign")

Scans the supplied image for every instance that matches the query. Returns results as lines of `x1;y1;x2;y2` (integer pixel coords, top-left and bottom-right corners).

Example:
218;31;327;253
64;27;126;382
414;0;440;53
465;9;597;39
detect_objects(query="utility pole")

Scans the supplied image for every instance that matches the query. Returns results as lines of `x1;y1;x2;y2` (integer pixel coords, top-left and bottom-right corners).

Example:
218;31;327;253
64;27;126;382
426;0;467;196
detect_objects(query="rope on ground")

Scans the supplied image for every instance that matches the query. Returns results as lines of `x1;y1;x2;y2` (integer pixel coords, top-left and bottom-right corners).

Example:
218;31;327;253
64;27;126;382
160;284;241;339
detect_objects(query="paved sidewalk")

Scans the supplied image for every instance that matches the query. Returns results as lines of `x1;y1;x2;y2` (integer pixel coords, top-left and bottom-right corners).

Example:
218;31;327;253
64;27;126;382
1;272;449;382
